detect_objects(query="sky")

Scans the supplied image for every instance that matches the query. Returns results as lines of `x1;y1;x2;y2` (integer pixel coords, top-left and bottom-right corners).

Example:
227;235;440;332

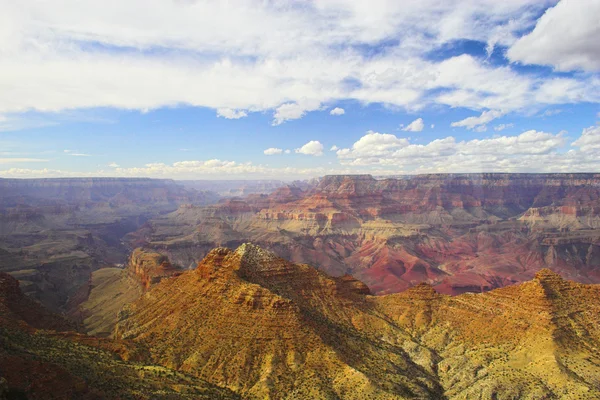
1;0;600;180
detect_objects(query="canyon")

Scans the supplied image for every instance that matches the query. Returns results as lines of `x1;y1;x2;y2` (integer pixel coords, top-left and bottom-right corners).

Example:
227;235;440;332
132;173;600;295
0;178;221;312
3;174;600;398
3;244;600;399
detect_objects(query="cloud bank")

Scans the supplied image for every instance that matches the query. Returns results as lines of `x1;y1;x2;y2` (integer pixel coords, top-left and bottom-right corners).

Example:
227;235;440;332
2;0;598;127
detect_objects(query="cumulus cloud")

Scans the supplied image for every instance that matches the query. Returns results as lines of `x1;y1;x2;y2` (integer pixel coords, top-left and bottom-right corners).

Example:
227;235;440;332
572;126;600;152
263;147;283;155
508;0;600;72
337;129;570;171
217;108;248;119
1;0;596;128
336;131;410;164
108;162;119;168
3;127;600;178
295;141;324;156
402;118;424;132
330;107;345;116
272;101;322;125
284;149;291;154
330;145;339;151
451;110;504;130
494;123;514;131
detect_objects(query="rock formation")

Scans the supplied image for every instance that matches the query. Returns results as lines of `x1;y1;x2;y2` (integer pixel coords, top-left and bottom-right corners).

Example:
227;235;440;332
0;272;239;399
3;244;600;399
115;244;600;399
131;173;600;295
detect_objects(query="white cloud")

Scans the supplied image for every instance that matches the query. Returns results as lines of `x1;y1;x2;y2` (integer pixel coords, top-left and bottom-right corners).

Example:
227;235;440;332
263;147;283;155
272;101;321;125
337;129;569;170
542;109;562;117
494;123;514;131
284;149;291;154
295;140;324;156
0;159;361;180
217;108;248;119
402;117;424;132
451;110;504;130
330;107;345;116
1;0;596;127
336;131;409;164
572;126;600;152
3;127;600;178
431;124;435;129
508;0;600;72
108;162;119;168
330;145;339;151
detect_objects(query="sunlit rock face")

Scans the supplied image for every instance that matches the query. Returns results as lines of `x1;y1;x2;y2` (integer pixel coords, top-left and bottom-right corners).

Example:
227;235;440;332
131;173;600;295
4;243;600;399
115;245;600;399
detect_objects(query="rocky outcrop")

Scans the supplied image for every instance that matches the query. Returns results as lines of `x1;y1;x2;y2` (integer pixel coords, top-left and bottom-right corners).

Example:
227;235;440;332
128;248;180;289
4;242;600;399
116;244;600;399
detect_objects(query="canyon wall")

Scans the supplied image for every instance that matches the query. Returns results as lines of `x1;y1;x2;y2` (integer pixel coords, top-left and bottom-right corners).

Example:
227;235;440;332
131;174;600;295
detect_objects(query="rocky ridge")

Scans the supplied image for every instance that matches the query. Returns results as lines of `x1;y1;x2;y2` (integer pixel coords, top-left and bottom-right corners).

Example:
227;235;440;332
115;244;600;399
0;271;240;399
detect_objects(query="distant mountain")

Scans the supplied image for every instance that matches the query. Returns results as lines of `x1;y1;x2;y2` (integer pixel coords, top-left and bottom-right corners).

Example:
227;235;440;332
178;179;289;197
0;177;219;206
129;173;600;294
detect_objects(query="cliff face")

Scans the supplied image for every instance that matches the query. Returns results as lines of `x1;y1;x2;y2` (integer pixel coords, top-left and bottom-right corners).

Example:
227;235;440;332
131;174;600;295
0;177;218;205
115;245;600;399
128;248;180;289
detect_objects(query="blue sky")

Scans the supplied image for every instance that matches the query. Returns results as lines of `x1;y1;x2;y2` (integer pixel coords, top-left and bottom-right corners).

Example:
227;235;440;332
1;0;599;179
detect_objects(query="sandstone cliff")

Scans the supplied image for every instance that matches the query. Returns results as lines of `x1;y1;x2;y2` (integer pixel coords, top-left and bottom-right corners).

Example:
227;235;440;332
131;174;600;295
114;245;600;399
